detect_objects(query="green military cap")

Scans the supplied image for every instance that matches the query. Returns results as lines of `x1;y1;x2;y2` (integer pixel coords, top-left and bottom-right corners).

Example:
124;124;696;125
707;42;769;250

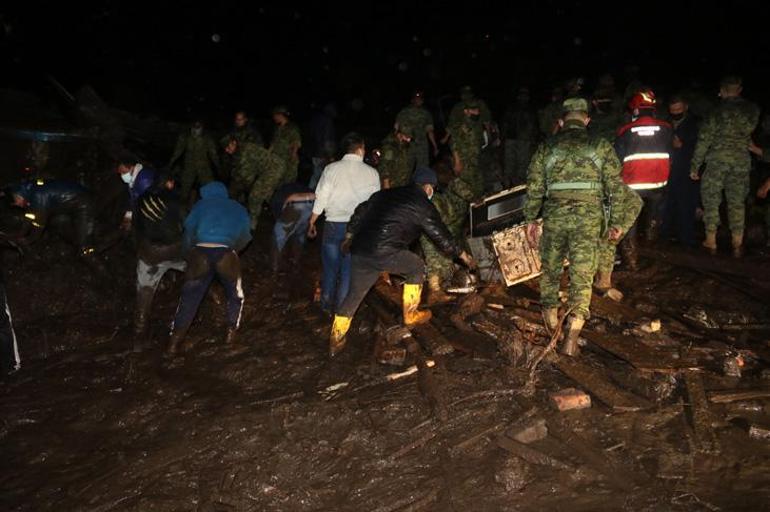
562;97;589;113
272;105;291;116
397;124;415;138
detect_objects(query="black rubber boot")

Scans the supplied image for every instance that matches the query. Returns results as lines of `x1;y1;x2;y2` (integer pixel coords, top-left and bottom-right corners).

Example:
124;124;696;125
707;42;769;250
619;235;639;271
133;286;155;353
166;325;189;357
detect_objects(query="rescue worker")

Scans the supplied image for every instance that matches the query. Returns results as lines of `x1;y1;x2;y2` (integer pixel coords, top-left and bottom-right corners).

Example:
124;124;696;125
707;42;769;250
447;97;486;199
395;90;439;167
117;156;156;230
269;182;315;278
379;125;416;188
219;110;263;182
690;76;760;257
524;98;636;357
167;182;251;356
602;89;672;274
270;105;302;185
133;173;187;352
5;178;98;256
328;167;476;357
168;120;220;202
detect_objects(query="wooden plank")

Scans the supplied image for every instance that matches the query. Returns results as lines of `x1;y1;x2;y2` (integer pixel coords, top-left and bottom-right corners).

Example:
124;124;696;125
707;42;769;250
496;436;574;471
683;370;719;453
553;357;653;412
582;330;701;371
707;388;770;404
546;415;648;492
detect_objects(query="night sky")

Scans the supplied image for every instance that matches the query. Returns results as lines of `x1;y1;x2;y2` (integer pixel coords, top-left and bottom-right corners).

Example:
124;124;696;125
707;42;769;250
1;1;768;129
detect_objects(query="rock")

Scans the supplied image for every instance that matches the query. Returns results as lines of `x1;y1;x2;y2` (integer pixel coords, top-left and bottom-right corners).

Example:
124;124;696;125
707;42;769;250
550;388;591;411
495;455;532;492
509;418;548;444
749;425;770;441
639;319;662;333
604;288;624;302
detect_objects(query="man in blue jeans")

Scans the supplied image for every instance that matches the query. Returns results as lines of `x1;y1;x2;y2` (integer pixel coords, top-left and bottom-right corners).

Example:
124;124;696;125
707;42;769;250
269;182;315;276
166;181;252;356
308;133;380;314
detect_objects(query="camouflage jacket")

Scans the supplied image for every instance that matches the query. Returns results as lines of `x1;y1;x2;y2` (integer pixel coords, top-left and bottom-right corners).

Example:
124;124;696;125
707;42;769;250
395;106;434;146
691;96;759;168
169;132;219;171
270;122;302;164
524;121;627;227
379;133;415;187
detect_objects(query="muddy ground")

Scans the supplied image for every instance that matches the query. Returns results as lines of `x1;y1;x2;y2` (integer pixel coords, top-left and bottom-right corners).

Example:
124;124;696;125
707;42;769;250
1;223;770;512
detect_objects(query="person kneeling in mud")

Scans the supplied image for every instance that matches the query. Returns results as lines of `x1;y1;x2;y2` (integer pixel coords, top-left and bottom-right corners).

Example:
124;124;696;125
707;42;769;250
133;173;187;352
328;167;477;357
3;178;104;273
166;182;251;356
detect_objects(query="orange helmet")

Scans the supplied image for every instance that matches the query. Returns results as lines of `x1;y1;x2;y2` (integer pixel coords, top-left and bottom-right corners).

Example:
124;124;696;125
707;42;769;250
628;89;656;111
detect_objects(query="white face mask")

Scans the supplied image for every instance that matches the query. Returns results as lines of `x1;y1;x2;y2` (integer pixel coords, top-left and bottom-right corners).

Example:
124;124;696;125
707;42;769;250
121;172;134;185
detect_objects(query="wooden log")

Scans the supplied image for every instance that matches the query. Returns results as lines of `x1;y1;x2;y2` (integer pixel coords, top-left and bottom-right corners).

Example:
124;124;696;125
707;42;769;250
707;388;770;404
553;357;652;412
683;370;719;453
606;367;676;403
546;416;646;492
582;330;701;371
366;292;448;420
496;436;574;471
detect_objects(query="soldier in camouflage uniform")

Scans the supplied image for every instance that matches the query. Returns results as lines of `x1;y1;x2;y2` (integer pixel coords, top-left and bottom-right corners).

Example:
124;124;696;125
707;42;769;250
447;97;486;199
588;79;624;142
447;86;493;131
747;140;770;246
220;111;263;183
168;121;220;202
690;76;760;257
379;125;416;188
395;90;439;168
523;98;631;357
224;138;286;230
270;106;302;185
420;176;475;301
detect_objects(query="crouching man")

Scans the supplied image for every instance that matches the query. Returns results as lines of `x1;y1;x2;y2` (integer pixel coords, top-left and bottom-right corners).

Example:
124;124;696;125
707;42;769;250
166;182;251;356
329;167;476;357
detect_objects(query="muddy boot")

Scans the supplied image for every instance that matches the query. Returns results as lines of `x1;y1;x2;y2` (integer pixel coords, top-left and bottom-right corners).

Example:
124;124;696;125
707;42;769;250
561;315;585;357
425;275;452;305
329;315;352;357
645;219;659;243
542;307;559;335
619;236;638;271
225;327;238;345
702;230;717;256
593;270;612;293
132;286;155;353
403;283;432;326
166;326;188;357
731;231;744;258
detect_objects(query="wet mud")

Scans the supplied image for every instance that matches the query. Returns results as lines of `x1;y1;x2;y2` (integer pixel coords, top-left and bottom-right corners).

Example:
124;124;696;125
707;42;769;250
2;233;770;511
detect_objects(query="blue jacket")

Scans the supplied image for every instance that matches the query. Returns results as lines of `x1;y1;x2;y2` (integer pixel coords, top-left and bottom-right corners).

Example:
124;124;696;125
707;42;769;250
182;181;251;252
130;167;156;210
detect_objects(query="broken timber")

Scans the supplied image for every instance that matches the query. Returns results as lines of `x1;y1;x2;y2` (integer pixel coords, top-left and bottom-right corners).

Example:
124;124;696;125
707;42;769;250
707;388;770;404
683;370;719;453
582;330;701;372
638;246;770;282
553;356;652;412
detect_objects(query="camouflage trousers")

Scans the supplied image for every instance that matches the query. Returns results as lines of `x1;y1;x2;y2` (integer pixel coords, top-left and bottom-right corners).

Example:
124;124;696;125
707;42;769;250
248;172;285;230
504;139;532;186
229;173;256;205
281;158;299;185
458;153;484;200
180;166;214;200
420;220;464;284
411;141;431;169
540;200;603;318
701;161;750;234
596;187;644;274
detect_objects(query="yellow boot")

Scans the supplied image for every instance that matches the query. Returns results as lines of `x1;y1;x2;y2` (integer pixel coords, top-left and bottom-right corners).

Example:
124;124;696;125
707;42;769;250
329;315;352;357
403;283;432;326
702;231;717;255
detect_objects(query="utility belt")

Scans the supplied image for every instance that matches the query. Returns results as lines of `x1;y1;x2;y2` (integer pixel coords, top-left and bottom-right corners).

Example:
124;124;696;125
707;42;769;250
546;181;610;236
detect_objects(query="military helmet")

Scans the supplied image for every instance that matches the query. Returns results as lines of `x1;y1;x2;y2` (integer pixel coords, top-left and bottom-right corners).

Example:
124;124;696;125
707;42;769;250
460;85;474;101
397;124;415;138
